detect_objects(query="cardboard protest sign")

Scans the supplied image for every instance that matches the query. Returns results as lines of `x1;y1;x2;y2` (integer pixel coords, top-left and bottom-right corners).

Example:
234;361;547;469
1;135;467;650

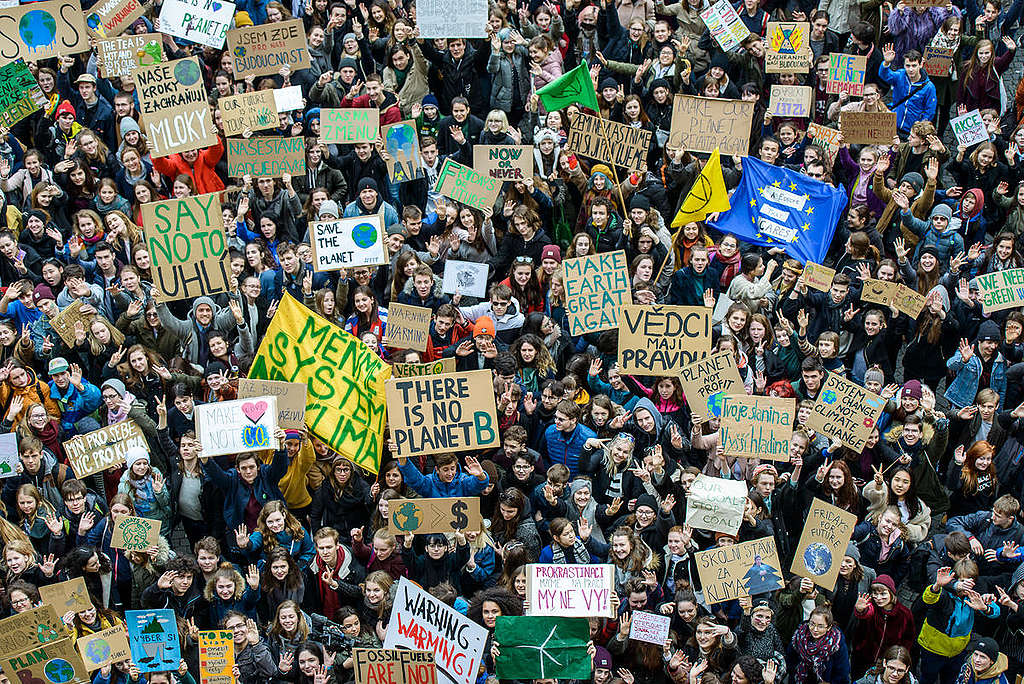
77;625;130;671
86;0;148;37
195;396;280;457
135;57;219;157
766;22;811;72
951;109;988;148
3;637;88;684
670;96;754;156
442;260;489;298
227;137;306;178
629;611;672;645
719;395;794;461
696;536;784;604
96;34;163;78
321;108;380;144
563;251;631;335
310;215;387;271
49;300;123;348
0;606;64;659
383;120;426;183
473;145;534;181
384;303;431;352
977;268;1024;313
893;284;927;318
0;60;47;129
65;420;147;479
860;278;899;306
198;631;234;684
0;1;89;65
618;305;710;374
237;378;307;430
700;0;751;51
807;123;841;162
142;193;230;301
225;18;309;77
494;617;590;680
803;261;836;291
384;577;488;684
39;577;93;614
768;85;813;118
158;0;235;49
923;45;954;77
385;370;499;457
840;111;897;145
388;497;481;534
527;564;615;618
110;515;162;551
417;0;488;38
792;498;858;589
125;609;181;674
685;475;747;534
566;114;652;169
218;90;278;136
434;158;500;212
826;53;867;96
355;650;436;684
392;359;457;377
0;433;17;478
805;371;886;450
678;351;745;418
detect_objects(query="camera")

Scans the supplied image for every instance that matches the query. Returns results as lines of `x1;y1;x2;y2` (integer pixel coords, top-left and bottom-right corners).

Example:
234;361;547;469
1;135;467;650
310;613;352;652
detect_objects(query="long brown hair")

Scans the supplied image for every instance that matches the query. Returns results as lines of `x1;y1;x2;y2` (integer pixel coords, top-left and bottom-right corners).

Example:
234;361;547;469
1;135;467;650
960;441;998;495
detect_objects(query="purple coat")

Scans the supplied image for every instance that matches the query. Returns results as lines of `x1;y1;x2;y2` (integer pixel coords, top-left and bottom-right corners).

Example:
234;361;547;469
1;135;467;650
836;147;887;217
887;6;958;64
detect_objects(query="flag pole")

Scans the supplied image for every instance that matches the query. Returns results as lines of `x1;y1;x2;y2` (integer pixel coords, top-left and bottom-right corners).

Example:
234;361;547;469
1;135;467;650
653;224;682;286
595;112;634;235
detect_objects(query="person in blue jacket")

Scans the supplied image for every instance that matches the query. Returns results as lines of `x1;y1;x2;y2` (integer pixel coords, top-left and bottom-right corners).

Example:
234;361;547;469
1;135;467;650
237;500;316;567
540;399;597;477
397;452;489;498
879;45;938;136
45;356;101;435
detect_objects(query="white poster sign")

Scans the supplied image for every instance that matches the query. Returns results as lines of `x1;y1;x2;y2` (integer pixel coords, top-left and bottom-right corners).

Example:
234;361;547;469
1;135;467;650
158;0;236;49
274;85;304;112
310;215;386;271
951;109;988;148
195;396;279;457
442;260;489;298
628;611;672;645
684;474;747;535
416;0;488;38
0;432;17;478
527;564;615;618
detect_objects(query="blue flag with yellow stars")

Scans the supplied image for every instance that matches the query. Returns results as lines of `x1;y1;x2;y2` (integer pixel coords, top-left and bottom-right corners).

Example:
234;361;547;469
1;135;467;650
708;157;848;264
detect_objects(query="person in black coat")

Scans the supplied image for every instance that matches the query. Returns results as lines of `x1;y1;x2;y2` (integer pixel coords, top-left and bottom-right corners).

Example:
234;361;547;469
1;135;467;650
309;457;374;546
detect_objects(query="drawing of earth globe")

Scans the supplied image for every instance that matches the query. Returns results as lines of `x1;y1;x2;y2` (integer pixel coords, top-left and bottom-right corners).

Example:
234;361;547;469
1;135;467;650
43;658;76;684
174;59;201;86
19;10;57;48
822;390;838;404
706;392;725;418
85;638;112;663
352;223;377;249
803;542;832;576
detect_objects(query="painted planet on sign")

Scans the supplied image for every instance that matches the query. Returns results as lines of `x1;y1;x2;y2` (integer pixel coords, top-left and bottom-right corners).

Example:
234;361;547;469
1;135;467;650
821;389;838;404
173;59;201;86
19;10;58;48
352;223;378;249
802;542;832;576
43;658;76;684
706;391;725;418
85;638;112;664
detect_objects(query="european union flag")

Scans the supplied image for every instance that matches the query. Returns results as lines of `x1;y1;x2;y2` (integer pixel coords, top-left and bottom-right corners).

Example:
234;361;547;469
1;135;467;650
708;157;848;264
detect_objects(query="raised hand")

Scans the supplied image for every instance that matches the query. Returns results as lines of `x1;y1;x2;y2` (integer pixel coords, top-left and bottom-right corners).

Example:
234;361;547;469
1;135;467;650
959;338;974;362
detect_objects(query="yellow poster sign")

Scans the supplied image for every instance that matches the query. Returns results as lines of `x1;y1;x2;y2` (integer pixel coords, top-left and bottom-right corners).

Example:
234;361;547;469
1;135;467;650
199;631;234;684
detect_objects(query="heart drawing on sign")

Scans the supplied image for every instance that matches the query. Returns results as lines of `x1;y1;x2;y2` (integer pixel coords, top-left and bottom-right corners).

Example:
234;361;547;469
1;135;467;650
241;401;268;424
212;1;222;9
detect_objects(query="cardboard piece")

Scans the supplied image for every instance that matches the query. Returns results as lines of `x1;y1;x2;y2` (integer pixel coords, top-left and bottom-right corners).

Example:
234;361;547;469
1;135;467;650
699;0;750;51
237;378;307;430
669;96;754;156
826;53;867;96
86;0;148;37
566;114;652;169
65;420;147;479
49;301;124;348
225;19;310;78
385;370;499;457
0;60;47;129
628;611;672;645
719;395;794;461
768;85;813;118
473;145;534;181
77;625;131;671
803;261;836;291
218;90;278;136
791;498;858;589
227;136;306;178
0;1;89;64
805;371;886;450
977;268;1024;313
321;108;380;144
384;303;431;352
135;57;219;157
158;0;235;49
678;350;745;419
39;577;93;614
0;433;17;478
355;650;436;684
3;637;88;684
198;631;234;684
125;609;181;674
526;564;615;618
383;120;425;184
923;45;954;78
860;278;900;306
388;497;481;534
563;251;631;335
951;109;988;148
416;0;488;38
493;617;590;680
617;305;710;374
0;606;64;659
142;193;230;302
392;359;457;377
195;395;280;457
309;215;387;271
806;123;842;163
684;475;747;534
434;157;500;211
766;22;812;72
840;111;897;145
893;284;927;318
109;515;162;551
96;33;163;78
695;536;784;604
441;260;489;298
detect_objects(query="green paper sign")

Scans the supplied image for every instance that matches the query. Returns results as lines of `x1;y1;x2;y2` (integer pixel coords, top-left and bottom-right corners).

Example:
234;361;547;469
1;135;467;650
494;617;591;680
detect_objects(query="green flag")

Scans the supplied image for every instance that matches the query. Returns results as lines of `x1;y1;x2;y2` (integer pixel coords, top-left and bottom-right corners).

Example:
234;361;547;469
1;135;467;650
536;63;599;112
494;616;591;680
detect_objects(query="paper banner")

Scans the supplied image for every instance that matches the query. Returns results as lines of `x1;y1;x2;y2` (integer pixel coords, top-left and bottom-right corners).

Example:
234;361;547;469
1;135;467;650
563;251;631;335
110;515;162;551
718;394;794;461
77;625;130;671
526;564;615;618
136;57;219;157
951;109;988;148
493;617;590;680
195;395;280;458
805;371;886;450
225;19;310;78
384;303;431;352
0;1;89;65
0;60;47;129
768;84;813;118
803;261;835;291
791;498;858;589
441;260;489;298
617;305;710;374
237;378;307;431
392;359;456;377
678;350;745;419
696;536;784;603
125;609;181;673
96;33;163;78
860;278;899;306
416;0;488;38
923;45;953;77
49;300;124;349
355;649;436;684
198;631;234;684
39;577;93;614
158;0;235;49
684;474;747;534
218;90;278;137
3;637;88;684
0;606;64;659
628;611;671;645
86;0;148;38
669;95;754;156
227;136;306;178
806;123;841;163
0;433;17;478
566;113;651;169
473;145;534;181
321;108;380;144
309;215;387;271
699;0;750;51
64;420;146;479
388;497;481;534
434;157;500;211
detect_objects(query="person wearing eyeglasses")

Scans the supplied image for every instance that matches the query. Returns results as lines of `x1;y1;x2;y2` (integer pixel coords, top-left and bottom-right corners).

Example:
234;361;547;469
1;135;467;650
453;282;525;346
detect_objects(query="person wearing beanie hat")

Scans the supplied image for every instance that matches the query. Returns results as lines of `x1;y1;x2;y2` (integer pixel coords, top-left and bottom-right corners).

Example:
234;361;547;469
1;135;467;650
963;637;1007;683
421;94;439;109
118;444;174;533
540;244;561;265
945;319;1006;409
864;366;886;394
344;176;399;225
317;199;340;219
233;10;253;26
852;574;916;668
901;379;923;401
593;646;613;673
904;198;964;267
473;316;496;339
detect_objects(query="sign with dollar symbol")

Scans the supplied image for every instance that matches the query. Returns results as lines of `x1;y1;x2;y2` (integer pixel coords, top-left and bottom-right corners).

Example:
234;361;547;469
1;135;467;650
388;497;481;535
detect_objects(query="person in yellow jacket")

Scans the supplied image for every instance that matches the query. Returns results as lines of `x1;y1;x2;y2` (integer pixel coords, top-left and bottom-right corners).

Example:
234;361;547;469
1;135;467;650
260;429;315;518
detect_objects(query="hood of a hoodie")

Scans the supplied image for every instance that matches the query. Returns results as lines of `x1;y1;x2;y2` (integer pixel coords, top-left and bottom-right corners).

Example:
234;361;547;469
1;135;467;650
960;188;985;221
190;296;220;327
633;397;663;435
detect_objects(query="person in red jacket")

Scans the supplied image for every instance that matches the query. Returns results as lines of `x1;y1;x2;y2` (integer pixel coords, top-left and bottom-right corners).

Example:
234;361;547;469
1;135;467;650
851;574;917;677
340;74;402;124
152;137;225;195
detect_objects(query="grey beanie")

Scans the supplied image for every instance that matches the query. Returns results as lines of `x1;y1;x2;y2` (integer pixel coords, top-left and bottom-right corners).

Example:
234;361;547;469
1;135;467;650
569;479;592;497
900;172;924;194
101;378;126;397
864;367;885;387
318;199;340;219
929;203;953;221
845;541;861;563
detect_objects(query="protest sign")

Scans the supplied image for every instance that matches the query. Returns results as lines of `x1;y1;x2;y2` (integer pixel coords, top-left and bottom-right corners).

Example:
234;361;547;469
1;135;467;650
225;19;309;77
566;114;652;169
923;45;954;77
527;564;615;618
805;371;886;450
826;53;867;96
109;515;162;552
905;0;946;6
766;22;811;72
383;120;425;183
669;96;754;156
563;251;631;335
719;395;794;461
384;577;488;684
158;0;235;49
696;537;784;603
434;158;500;211
86;0;148;37
199;631;234;684
126;609;181;674
355;649;436;684
840;111;897;145
442;260;489;298
893;284;927;319
249;294;390;473
65;420;147;479
0;433;17;478
49;299;123;348
237;378;307;430
792;498;858;589
3;638;88;684
195;396;280;457
388;497;481;534
806;123;841;163
618;305;710;374
685;475;747;534
951;109;988;148
384;303;431;352
473;145;534;181
218;90;278;136
385;370;499;457
700;0;750;51
135;57;219;157
629;612;672;645
274;85;303;112
0;1;89;65
321;108;380;144
768;85;813;118
803;261;836;291
39;577;93;614
860;278;899;306
77;625;130;671
977;268;1024;313
0;606;64;659
393;359;457;377
310;215;387;271
227;136;306;178
678;351;745;419
142;193;230;301
416;0;488;38
96;33;163;78
494;617;590;680
0;61;47;129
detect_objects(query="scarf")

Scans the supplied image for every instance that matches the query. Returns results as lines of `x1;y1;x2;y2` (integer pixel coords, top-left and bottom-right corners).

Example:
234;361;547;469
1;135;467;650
792;623;842;684
550;537;589;564
929;31;960;79
106;390;136;424
313;547;347;619
34;420;66;463
129;474;155;516
716;251;741;287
